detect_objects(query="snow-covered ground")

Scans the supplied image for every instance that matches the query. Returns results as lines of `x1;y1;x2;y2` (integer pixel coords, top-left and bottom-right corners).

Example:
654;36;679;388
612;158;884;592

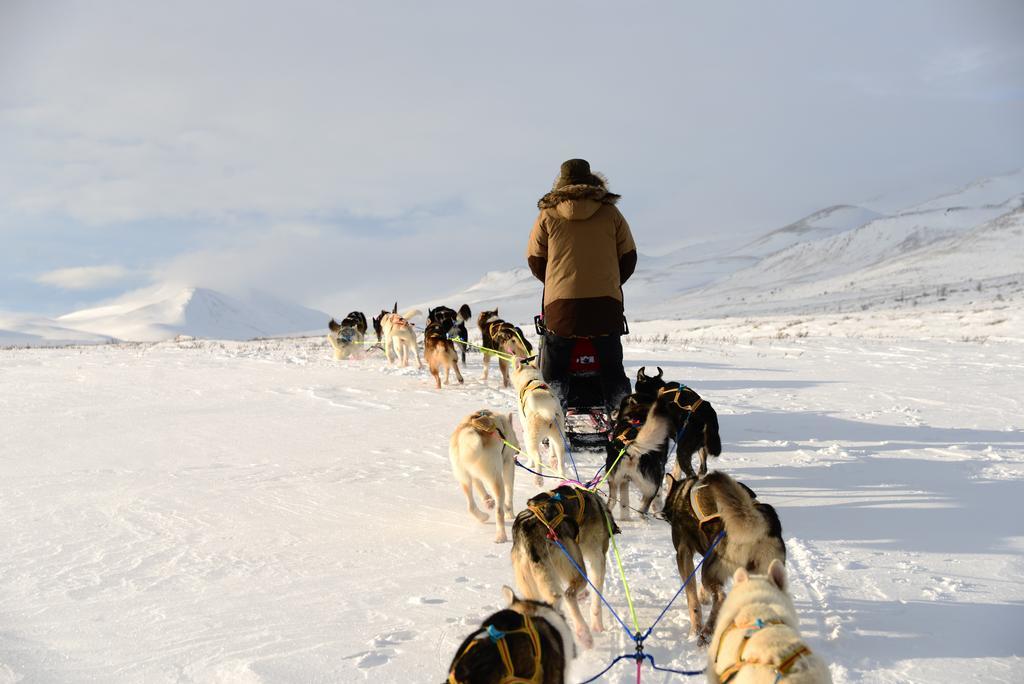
2;327;1022;683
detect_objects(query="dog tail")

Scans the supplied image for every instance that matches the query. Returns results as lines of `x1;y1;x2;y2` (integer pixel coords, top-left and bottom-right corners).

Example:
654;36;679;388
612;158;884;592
627;404;671;457
704;471;766;544
400;308;422;322
700;402;722;457
458;304;472;322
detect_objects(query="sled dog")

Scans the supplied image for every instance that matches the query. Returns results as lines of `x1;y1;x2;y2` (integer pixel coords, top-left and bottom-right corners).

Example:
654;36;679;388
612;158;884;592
661;471;786;644
478;309;533;387
424;319;464;389
603;367;674;518
428;304;472;364
511;486;618;650
372;303;421;368
510;359;567;484
707;561;831;683
449;410;519;543
445;586;576;684
326;311;368;360
628;383;722;478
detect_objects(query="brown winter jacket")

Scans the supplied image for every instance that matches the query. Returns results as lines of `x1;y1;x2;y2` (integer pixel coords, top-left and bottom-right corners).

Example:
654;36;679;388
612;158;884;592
526;183;637;337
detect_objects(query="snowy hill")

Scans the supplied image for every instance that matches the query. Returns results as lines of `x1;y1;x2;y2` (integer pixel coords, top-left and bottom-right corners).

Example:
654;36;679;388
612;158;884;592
0;312;117;347
429;171;1024;325
55;286;329;342
734;204;883;258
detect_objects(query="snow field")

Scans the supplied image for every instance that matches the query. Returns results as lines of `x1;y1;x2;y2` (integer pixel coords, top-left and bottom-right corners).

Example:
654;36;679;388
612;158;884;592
1;331;1022;683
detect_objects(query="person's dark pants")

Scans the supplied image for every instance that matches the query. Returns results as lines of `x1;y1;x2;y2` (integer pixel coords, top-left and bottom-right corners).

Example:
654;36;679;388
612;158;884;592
540;332;631;415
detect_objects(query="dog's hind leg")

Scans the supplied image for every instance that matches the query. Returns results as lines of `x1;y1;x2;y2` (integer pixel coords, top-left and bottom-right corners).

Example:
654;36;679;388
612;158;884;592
502;455;515;517
698;447;709;477
619;480;632;520
473;478;495;510
676;547;702;639
489;478;507;544
458;479;488;524
547;424;566;479
582;540;608;634
523;421;545;486
481;352;491;383
700;582;727;646
453;358;464;385
498;358;511;388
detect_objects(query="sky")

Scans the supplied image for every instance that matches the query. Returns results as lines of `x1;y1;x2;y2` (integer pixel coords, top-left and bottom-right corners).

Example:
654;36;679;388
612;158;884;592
1;0;1022;316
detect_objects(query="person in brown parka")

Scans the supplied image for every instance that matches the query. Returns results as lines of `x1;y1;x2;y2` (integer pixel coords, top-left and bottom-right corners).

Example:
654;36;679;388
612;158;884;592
526;158;637;414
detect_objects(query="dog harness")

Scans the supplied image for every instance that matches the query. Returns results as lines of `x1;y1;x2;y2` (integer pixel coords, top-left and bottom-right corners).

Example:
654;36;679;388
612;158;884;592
682;478;725;547
657;386;704;413
713;618;813;684
518;379;550;412
526;488;587;543
467;410;512;450
447;615;544;684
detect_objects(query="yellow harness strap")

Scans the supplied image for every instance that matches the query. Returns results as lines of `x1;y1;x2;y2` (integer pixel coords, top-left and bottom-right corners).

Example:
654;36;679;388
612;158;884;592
526;488;586;543
657;387;704;413
714;618;812;684
518;379;550;411
447;616;544;684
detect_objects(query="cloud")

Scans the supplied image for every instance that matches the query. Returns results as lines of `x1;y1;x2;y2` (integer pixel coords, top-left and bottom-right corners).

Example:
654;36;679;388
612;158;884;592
35;265;137;290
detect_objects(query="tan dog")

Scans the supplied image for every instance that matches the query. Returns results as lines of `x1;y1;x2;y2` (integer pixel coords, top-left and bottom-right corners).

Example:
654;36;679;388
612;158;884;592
372;304;421;368
511;486;618;650
449;410;520;543
707;560;832;683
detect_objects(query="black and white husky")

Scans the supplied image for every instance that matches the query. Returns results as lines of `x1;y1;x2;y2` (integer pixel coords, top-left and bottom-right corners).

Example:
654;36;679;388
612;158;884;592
627;381;722;479
511;486;618;650
604;367;673;518
326;311;367;360
445;586;576;684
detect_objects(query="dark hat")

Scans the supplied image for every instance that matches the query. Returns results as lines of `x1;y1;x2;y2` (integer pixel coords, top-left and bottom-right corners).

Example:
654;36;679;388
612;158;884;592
555;158;602;188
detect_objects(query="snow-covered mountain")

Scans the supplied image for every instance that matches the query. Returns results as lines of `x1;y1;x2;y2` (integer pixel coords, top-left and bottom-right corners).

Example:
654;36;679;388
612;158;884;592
53;286;329;342
427;170;1024;324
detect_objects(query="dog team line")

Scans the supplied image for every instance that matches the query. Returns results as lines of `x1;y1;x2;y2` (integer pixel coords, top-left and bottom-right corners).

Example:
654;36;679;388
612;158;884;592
325;306;831;683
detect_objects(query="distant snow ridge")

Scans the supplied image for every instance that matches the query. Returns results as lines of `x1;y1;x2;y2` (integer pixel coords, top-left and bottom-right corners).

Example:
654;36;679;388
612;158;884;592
56;287;329;342
432;170;1024;323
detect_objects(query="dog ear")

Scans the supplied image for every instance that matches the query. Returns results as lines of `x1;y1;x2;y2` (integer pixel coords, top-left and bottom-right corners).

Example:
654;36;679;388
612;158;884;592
733;567;749;584
392;302;397;313
656;367;664;378
501;585;516;607
768;559;787;590
513;356;523;371
637;366;647;380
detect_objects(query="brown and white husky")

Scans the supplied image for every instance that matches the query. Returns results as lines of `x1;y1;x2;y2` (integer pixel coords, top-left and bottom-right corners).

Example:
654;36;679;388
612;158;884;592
423;320;464;389
661;471;787;645
511;486;618;650
372;303;421;368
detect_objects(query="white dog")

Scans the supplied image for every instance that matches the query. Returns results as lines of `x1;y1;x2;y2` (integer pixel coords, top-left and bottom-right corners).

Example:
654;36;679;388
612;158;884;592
449;410;521;543
707;560;832;683
372;307;422;369
510;359;567;485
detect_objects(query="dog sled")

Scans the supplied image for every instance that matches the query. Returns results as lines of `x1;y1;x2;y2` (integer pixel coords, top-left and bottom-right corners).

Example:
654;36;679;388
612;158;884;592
534;315;628;450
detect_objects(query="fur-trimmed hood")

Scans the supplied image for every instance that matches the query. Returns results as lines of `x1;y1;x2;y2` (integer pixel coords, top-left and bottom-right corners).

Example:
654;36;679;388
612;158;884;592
537;174;621;209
